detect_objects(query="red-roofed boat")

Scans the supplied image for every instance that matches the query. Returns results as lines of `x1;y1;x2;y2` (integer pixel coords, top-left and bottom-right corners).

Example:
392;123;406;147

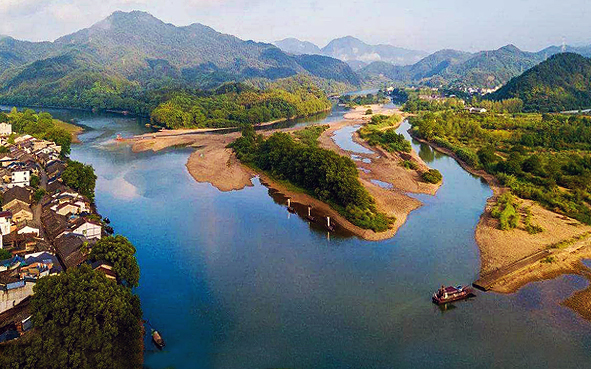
432;285;474;305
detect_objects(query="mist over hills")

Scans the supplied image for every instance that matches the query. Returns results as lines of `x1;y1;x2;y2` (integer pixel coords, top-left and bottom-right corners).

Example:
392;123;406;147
274;36;428;70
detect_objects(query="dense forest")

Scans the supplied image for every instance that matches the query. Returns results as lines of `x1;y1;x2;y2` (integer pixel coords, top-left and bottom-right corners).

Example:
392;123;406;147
150;80;332;129
230;126;393;232
409;110;591;226
491;53;591;112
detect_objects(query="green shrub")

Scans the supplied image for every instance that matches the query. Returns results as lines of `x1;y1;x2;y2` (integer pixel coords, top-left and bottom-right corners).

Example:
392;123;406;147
422;169;443;184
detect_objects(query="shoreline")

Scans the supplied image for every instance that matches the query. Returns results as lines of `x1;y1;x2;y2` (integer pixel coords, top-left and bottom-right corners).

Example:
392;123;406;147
409;130;591;320
130;104;441;241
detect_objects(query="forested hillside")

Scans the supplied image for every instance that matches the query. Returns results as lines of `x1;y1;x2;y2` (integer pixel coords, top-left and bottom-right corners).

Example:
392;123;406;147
0;11;359;113
491;53;591;112
150;80;331;129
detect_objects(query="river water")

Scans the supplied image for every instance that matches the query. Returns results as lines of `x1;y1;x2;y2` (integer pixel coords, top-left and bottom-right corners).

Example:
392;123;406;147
6;106;591;368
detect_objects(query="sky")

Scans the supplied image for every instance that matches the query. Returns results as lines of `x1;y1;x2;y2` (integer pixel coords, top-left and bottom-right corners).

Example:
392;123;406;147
0;0;590;52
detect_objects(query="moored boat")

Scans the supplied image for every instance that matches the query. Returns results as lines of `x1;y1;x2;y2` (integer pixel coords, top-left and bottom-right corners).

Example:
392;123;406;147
151;329;165;349
432;285;474;305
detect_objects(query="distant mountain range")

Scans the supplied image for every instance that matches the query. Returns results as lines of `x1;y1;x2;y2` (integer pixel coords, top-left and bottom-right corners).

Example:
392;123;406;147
491;53;591;112
274;36;428;70
0;11;361;109
358;44;591;89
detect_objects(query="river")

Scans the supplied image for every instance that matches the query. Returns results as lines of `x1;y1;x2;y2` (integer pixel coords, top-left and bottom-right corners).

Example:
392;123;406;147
7;106;591;368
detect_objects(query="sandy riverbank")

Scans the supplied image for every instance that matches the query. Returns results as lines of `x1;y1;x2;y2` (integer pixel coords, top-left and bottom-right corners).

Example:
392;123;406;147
411;131;591;320
129;104;440;241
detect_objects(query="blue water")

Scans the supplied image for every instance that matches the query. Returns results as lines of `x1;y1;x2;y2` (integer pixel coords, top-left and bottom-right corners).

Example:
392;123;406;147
10;104;591;368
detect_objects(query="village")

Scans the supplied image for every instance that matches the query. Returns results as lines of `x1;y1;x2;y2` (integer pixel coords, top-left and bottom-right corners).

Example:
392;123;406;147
0;121;113;343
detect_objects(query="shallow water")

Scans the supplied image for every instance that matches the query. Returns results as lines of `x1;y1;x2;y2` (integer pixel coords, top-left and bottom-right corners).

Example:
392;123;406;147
9;105;591;368
330;125;374;155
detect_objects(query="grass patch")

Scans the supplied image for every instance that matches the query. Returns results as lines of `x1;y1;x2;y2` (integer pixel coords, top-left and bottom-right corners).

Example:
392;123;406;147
548;231;591;250
401;160;418;170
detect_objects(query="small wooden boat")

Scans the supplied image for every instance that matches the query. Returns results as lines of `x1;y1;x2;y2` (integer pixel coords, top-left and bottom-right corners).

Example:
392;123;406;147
432;285;474;305
151;329;165;349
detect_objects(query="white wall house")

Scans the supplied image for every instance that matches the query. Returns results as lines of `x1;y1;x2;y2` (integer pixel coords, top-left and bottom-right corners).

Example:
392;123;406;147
9;170;30;188
17;225;40;236
71;221;102;240
0;123;12;136
0;211;12;249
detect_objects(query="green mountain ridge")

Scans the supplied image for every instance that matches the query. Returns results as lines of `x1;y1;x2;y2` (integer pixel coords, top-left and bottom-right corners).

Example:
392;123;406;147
490;52;591;112
0;11;360;112
359;44;591;89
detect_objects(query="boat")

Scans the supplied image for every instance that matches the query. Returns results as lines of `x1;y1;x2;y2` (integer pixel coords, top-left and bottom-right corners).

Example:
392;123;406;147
151;329;165;349
432;285;474;305
115;134;123;142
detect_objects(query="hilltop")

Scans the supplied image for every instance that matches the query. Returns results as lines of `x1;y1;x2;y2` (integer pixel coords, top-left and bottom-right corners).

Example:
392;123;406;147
491;53;591;112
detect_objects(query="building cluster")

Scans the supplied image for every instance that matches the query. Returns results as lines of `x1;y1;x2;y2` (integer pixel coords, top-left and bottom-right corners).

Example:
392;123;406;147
0;128;108;343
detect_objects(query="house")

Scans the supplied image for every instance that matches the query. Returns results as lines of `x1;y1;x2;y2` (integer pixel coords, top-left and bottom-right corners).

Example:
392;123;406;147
466;107;487;114
16;221;39;237
2;187;31;211
0;270;34;314
23;252;61;275
9;169;30;188
0;211;12;248
69;217;102;240
54;234;88;270
0;154;15;168
41;211;68;240
0;123;11;136
54;202;81;217
90;261;117;281
2;233;37;254
46;161;66;179
4;203;32;224
46;180;68;195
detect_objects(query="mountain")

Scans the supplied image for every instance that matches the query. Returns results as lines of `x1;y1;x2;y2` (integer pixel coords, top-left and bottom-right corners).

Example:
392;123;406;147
273;38;322;55
443;44;547;88
359;44;572;89
359;49;473;83
320;36;427;66
0;11;360;111
491;53;591;112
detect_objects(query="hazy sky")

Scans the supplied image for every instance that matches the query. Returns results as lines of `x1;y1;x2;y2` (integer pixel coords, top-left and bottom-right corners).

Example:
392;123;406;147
1;0;590;52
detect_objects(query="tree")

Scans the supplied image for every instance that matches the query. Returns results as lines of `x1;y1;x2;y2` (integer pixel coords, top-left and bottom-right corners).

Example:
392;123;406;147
62;161;97;201
90;235;140;288
33;188;46;204
30;175;40;188
0;248;11;260
45;127;72;157
0;266;142;369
